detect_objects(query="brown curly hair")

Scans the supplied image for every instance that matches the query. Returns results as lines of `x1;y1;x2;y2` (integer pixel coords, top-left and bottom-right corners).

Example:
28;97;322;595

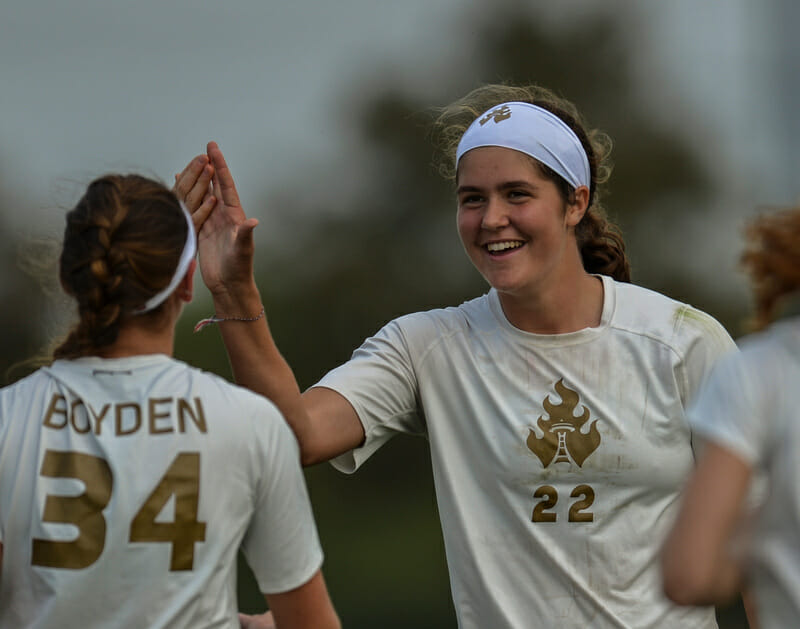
54;174;188;359
432;83;630;282
741;206;800;331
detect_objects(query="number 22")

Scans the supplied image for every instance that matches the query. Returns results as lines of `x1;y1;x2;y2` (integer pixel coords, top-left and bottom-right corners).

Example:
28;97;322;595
531;484;595;522
32;450;206;571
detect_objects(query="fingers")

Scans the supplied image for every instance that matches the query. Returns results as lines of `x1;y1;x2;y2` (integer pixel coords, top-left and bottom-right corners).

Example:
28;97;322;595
174;154;214;212
185;164;214;212
174;154;206;192
191;191;217;233
207;141;242;208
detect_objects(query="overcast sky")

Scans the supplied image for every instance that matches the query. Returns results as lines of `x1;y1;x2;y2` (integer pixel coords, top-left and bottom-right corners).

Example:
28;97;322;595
2;0;797;311
1;0;471;228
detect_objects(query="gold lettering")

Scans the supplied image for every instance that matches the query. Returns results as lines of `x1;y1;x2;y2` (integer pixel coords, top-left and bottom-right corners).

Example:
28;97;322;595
129;452;206;570
43;394;69;430
70;400;92;434
568;485;595;522
532;485;558;522
32;450;113;569
116;403;141;436
91;404;110;436
148;398;174;435
178;398;207;434
530;484;596;524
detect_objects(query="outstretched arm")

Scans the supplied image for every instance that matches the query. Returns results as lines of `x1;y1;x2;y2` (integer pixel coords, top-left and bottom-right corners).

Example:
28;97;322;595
176;143;365;465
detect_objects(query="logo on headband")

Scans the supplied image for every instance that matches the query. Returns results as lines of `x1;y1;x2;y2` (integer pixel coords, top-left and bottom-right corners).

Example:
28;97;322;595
480;105;512;126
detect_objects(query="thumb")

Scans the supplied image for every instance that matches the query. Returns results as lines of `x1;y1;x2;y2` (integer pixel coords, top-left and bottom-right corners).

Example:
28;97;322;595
235;218;259;250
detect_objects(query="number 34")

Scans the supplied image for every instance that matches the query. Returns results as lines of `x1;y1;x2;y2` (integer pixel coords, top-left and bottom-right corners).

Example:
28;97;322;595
32;449;206;571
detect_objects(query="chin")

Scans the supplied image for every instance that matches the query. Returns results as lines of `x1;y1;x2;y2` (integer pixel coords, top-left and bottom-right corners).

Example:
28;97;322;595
485;277;528;295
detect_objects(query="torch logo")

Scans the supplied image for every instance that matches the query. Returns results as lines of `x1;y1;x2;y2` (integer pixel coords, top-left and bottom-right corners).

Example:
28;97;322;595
527;379;601;468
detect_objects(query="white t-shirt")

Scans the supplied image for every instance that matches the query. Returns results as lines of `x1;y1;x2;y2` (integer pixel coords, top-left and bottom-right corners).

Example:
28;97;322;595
688;316;800;629
0;354;323;629
317;275;735;629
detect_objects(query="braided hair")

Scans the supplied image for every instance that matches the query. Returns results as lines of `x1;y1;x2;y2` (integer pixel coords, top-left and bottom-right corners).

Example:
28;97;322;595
54;174;188;359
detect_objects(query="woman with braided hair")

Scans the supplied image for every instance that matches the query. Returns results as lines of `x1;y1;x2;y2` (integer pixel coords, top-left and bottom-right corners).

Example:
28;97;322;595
0;174;339;629
178;83;736;628
663;206;800;628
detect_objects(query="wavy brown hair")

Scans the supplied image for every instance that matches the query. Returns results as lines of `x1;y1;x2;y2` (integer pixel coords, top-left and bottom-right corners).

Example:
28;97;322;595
54;174;188;359
741;206;800;331
432;83;630;282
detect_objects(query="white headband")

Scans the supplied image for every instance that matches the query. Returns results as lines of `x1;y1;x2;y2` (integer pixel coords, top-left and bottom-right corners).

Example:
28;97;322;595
456;101;591;190
135;202;196;314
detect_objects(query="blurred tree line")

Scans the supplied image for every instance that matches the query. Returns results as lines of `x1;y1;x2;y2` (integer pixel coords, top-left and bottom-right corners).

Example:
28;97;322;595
2;3;748;628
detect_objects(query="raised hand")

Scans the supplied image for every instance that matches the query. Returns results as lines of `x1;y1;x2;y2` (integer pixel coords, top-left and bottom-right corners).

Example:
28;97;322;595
173;154;216;233
197;141;260;299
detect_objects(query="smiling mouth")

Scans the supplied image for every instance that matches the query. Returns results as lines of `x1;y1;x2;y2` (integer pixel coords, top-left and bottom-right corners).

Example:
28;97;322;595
485;240;524;254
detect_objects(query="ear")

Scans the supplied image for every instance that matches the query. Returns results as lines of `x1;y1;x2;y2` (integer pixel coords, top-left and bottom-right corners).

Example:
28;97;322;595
565;185;590;227
178;259;197;303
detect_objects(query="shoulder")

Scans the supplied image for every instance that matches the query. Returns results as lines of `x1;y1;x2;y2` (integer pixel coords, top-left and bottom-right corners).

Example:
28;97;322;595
171;360;286;425
0;368;56;403
0;369;58;437
610;279;734;354
385;293;492;342
176;361;298;460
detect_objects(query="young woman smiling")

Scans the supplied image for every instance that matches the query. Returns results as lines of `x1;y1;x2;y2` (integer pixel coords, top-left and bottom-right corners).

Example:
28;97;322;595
178;84;736;629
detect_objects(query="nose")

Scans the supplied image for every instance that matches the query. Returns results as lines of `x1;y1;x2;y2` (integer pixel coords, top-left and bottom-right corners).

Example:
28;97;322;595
481;196;510;230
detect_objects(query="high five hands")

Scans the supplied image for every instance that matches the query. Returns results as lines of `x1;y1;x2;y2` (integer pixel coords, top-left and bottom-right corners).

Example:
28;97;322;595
174;142;260;299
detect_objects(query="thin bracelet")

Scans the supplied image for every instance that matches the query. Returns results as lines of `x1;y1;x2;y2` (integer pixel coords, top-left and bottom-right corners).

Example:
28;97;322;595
193;306;265;333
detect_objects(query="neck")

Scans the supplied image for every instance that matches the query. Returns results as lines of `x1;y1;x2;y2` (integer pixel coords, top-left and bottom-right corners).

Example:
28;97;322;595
498;272;604;334
97;321;175;358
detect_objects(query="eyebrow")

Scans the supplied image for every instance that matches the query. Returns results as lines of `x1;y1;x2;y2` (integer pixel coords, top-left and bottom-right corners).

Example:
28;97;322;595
456;180;536;195
456;185;481;195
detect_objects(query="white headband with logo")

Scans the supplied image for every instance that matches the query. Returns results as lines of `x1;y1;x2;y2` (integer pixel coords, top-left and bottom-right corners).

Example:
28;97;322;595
135;202;196;314
456;101;590;190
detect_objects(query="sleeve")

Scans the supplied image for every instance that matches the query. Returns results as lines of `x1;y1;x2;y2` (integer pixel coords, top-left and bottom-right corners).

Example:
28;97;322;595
240;412;324;595
674;305;738;406
687;348;768;466
315;319;426;473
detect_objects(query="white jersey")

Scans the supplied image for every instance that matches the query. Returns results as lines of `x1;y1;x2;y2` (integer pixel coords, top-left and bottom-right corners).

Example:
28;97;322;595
688;316;800;629
317;275;735;629
0;354;323;629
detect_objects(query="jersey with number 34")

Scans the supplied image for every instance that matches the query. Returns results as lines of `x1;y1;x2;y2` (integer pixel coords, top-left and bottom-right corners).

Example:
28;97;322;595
0;354;322;629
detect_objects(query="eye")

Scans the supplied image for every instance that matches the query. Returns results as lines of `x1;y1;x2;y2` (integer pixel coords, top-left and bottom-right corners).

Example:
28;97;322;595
458;194;484;207
507;189;530;201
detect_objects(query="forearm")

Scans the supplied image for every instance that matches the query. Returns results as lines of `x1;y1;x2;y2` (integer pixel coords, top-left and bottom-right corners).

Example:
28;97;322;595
210;282;315;456
210;281;364;465
662;549;743;606
661;443;751;608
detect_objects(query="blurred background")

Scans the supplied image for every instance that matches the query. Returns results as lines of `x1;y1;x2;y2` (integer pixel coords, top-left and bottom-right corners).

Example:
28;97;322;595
3;1;798;626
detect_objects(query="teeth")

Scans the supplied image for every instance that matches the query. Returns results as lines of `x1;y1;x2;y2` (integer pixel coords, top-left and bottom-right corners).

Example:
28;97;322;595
486;241;523;252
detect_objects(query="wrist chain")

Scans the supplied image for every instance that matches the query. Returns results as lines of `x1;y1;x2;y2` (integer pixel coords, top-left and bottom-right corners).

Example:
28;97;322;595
193;306;265;333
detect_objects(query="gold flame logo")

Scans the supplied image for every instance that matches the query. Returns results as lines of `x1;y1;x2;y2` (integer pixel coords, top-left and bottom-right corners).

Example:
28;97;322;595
479;105;512;126
527;379;601;468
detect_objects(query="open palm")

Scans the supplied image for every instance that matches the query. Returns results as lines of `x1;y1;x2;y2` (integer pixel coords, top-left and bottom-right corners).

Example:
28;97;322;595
197;141;259;298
